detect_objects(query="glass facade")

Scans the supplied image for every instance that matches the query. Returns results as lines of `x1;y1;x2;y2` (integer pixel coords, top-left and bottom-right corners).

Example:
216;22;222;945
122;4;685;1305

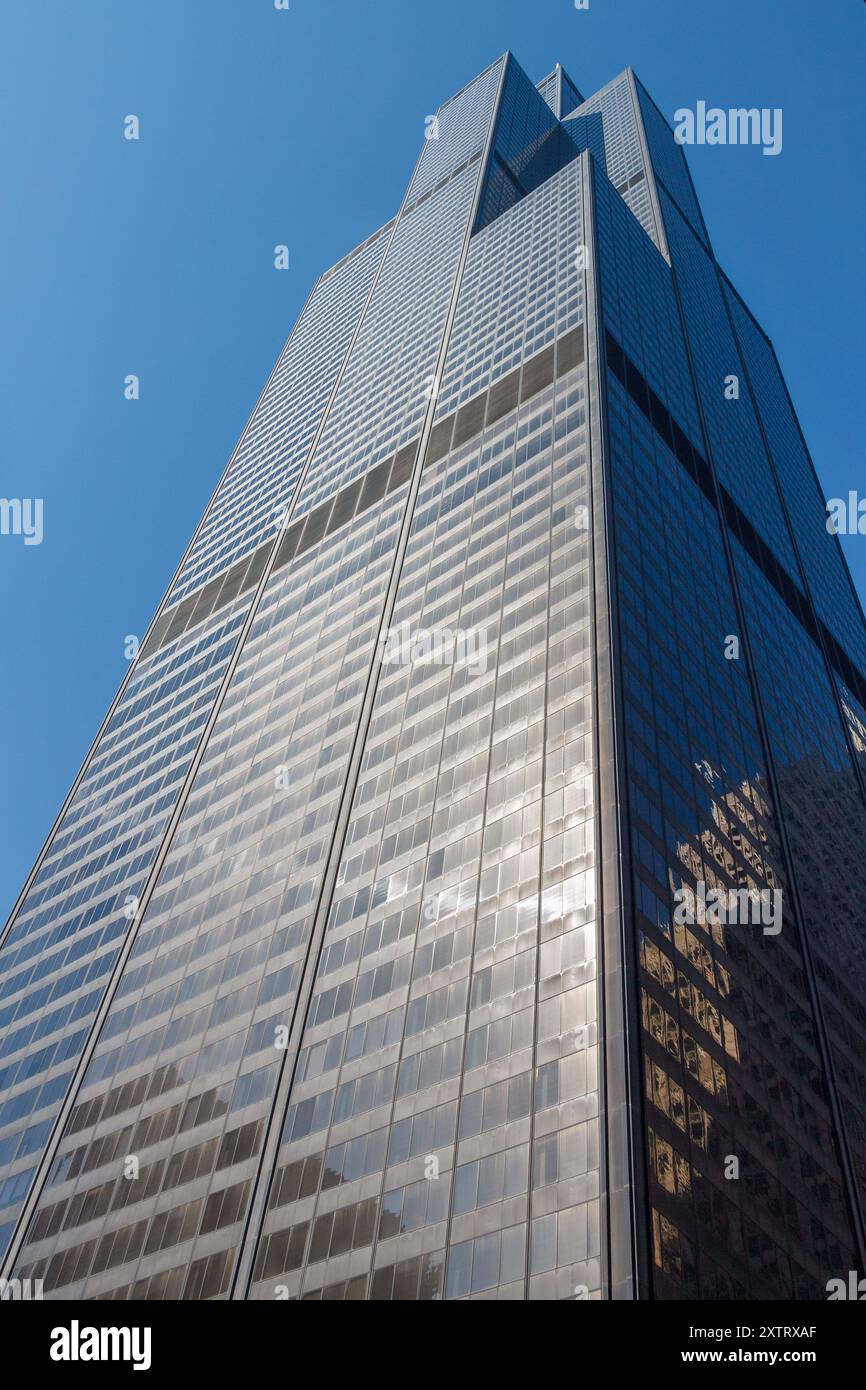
2;51;865;1302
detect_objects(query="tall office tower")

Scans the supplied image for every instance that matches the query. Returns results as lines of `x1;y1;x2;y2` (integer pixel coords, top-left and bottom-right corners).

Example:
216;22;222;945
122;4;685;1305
3;53;866;1303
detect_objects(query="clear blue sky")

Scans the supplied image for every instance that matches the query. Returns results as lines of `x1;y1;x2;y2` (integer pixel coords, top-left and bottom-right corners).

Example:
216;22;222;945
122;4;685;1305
2;0;864;924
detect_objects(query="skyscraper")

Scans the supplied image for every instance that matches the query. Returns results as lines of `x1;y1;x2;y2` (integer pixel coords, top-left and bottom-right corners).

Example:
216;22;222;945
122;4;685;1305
2;51;866;1302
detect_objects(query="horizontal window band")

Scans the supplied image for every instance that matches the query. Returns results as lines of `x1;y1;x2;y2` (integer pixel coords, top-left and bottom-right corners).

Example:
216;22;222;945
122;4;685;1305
615;171;647;196
142;325;585;661
605;329;866;713
429;326;584;464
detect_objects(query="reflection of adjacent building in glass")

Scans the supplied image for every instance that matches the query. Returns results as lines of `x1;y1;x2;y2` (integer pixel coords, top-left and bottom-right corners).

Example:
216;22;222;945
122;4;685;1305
2;53;866;1301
